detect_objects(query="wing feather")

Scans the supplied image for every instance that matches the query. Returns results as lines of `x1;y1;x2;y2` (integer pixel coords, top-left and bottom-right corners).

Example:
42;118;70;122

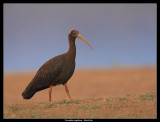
26;55;64;93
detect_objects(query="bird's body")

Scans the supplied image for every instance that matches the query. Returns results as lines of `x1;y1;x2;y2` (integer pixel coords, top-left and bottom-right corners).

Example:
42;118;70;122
22;29;92;101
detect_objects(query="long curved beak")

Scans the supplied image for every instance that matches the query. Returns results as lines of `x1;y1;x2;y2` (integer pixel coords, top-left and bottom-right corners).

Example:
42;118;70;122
77;34;93;50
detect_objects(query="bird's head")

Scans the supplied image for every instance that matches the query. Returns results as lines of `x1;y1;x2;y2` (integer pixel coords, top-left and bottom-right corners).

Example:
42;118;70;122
69;29;79;38
69;29;93;50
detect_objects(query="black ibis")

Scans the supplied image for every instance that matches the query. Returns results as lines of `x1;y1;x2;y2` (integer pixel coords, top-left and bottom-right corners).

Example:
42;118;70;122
22;29;93;102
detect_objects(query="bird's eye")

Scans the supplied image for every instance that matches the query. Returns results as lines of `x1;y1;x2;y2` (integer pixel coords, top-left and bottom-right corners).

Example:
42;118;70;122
72;31;76;35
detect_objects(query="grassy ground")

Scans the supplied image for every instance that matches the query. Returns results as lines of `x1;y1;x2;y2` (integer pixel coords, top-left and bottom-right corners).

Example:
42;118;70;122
4;92;156;119
4;67;156;118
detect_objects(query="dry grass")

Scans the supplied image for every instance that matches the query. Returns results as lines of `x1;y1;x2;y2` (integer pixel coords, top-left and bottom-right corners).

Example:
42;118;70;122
4;92;156;118
4;67;156;118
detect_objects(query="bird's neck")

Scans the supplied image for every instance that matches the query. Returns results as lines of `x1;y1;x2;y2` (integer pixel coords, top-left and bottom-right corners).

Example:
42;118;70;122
66;34;76;60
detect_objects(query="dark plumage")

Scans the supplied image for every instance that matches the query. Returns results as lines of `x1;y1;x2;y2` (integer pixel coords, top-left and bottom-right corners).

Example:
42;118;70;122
22;29;92;101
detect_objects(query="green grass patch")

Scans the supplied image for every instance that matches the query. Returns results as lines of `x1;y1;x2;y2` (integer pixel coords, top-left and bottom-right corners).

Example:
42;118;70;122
138;93;156;101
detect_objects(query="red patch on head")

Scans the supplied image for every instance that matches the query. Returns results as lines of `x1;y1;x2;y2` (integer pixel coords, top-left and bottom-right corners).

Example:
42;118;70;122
69;29;78;34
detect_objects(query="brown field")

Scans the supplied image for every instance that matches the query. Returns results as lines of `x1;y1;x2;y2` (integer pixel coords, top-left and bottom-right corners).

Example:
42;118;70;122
4;66;156;118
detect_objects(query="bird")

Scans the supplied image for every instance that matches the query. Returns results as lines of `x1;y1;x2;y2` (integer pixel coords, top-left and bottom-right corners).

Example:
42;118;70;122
22;29;93;102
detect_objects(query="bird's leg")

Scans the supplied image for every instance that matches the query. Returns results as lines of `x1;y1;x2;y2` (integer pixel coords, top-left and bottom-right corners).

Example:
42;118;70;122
64;83;72;100
49;85;52;102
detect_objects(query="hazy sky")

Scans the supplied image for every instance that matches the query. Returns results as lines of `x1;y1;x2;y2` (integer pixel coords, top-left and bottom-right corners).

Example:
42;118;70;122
4;4;156;72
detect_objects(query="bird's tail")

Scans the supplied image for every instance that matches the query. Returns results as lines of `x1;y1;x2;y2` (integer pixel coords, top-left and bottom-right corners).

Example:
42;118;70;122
22;82;36;99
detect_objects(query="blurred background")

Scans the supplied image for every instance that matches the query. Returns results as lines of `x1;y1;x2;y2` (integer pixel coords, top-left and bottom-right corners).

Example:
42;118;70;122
4;3;156;72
